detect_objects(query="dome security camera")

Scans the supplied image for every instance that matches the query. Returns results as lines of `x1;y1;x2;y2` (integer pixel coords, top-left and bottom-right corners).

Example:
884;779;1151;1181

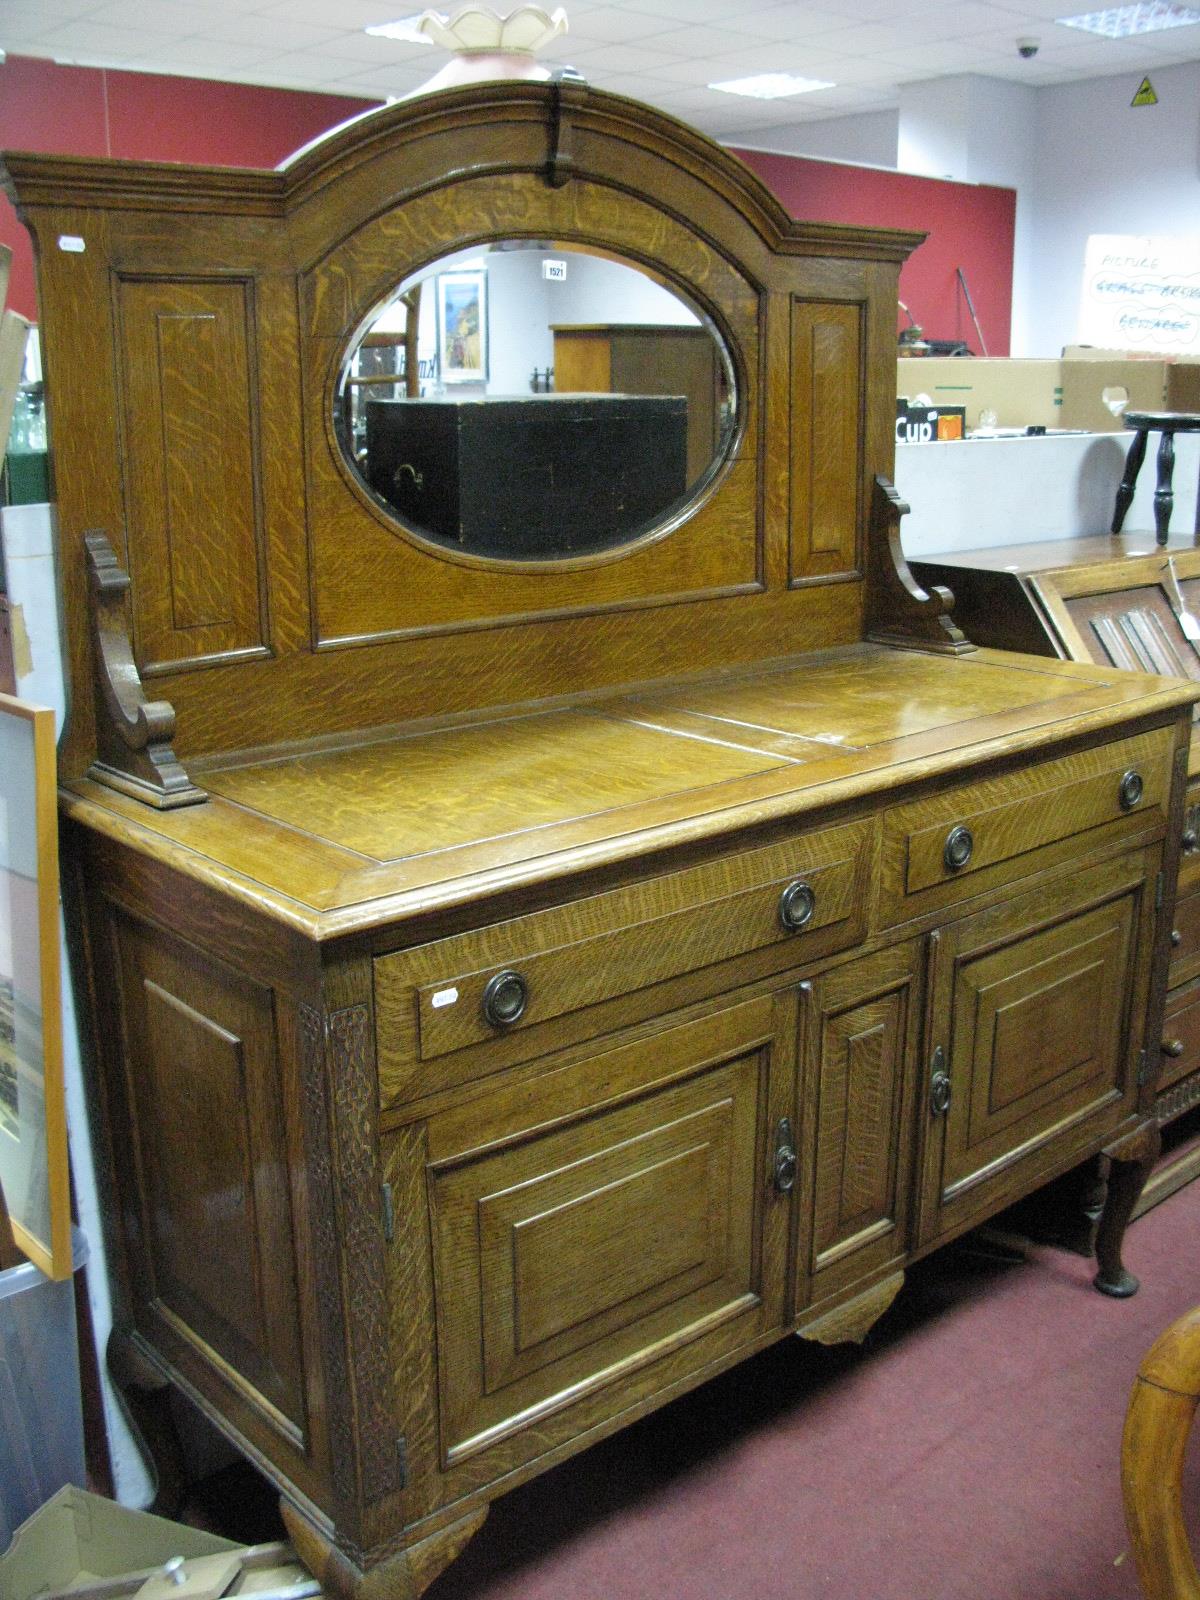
1017;37;1039;56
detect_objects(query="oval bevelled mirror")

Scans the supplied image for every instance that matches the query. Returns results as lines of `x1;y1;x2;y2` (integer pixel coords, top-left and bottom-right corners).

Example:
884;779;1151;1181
334;242;738;562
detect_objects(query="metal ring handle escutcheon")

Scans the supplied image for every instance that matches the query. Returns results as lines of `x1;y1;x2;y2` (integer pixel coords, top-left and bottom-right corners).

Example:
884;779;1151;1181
482;969;528;1029
943;824;974;872
779;880;816;931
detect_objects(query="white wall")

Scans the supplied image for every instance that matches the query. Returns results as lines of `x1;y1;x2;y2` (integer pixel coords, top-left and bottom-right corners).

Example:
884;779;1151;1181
736;62;1200;359
727;109;898;167
1024;61;1200;356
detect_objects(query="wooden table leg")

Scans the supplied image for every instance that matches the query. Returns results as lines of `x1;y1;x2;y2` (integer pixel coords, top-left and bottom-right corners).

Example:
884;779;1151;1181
1113;427;1149;534
1155;428;1177;546
1095;1122;1161;1297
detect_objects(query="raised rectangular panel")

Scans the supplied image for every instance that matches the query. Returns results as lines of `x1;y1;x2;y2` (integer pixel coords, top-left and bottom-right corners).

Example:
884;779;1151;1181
117;277;269;673
919;852;1151;1243
428;999;782;1466
112;912;304;1436
798;942;921;1311
790;299;862;581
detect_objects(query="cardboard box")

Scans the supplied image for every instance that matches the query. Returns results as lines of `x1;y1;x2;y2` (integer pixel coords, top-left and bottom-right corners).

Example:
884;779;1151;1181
0;1486;315;1600
897;358;1063;430
896;401;966;442
1061;347;1200;422
1058;357;1168;431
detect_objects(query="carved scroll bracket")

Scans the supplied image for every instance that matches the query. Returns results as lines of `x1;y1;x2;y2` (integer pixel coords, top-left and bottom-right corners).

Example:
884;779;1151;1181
84;530;206;809
864;476;974;655
546;69;587;189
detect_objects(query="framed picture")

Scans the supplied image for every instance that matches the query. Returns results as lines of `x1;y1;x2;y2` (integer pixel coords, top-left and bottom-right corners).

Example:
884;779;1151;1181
0;694;70;1279
437;270;487;383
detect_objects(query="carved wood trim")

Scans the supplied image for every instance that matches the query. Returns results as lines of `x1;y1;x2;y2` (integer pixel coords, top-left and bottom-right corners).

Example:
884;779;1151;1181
864;477;973;655
299;1001;402;1525
299;1002;357;1515
84;531;207;808
797;1271;905;1346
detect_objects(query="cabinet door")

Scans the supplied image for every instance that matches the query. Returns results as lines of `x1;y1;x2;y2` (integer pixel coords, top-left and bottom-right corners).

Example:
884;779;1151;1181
795;943;923;1317
918;849;1157;1245
423;991;796;1477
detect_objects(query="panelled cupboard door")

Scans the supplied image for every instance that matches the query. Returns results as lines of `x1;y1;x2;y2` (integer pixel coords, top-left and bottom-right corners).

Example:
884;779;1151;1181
423;991;797;1475
795;942;923;1316
918;848;1158;1246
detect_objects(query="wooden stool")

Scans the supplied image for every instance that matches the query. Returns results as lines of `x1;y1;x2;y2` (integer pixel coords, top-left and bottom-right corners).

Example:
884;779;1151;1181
1111;411;1200;545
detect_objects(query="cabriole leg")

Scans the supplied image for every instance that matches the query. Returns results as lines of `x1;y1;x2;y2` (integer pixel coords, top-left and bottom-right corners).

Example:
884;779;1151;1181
1095;1123;1161;1297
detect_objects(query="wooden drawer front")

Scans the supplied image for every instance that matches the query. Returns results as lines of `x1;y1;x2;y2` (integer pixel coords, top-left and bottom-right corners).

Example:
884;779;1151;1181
796;942;922;1314
376;818;870;1099
919;850;1153;1245
1160;977;1200;1095
1178;785;1200;891
426;995;789;1468
1169;887;1200;989
880;727;1172;925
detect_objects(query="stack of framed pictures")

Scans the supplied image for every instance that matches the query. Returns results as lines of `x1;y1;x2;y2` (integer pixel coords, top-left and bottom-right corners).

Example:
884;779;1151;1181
0;694;69;1279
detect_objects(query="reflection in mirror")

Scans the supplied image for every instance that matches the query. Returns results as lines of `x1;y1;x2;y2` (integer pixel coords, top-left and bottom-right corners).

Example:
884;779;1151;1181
335;243;737;561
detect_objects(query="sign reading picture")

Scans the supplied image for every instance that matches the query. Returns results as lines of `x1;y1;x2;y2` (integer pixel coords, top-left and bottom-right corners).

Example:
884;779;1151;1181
1079;234;1200;353
0;695;70;1279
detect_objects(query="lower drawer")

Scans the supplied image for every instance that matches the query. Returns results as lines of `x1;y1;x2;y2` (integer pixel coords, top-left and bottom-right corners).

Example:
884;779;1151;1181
1161;975;1200;1094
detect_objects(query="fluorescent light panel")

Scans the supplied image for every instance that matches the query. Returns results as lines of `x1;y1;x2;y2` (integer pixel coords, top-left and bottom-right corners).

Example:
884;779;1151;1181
708;71;835;99
1056;1;1200;35
364;14;433;43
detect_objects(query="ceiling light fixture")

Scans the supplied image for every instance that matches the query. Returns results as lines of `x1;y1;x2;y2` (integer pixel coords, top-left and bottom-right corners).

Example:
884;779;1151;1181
708;72;835;99
365;14;435;44
1056;1;1200;36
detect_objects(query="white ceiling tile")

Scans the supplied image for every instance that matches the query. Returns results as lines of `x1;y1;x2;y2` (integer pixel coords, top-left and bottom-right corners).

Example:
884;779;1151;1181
251;0;421;24
26;19;168;59
186;15;346;50
131;35;277;66
82;1;237;33
559;6;679;42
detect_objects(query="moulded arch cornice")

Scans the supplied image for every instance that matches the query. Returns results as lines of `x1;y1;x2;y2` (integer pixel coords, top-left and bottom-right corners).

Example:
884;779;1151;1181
2;79;923;267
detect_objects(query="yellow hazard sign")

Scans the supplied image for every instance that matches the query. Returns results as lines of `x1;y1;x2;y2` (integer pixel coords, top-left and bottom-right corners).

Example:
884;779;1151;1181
1131;77;1158;106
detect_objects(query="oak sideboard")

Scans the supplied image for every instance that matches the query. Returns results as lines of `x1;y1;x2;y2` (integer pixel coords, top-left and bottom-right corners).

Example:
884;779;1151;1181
4;79;1196;1598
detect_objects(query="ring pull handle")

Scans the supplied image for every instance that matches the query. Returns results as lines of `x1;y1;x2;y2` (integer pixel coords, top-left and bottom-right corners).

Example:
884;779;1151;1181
943;824;974;872
482;970;528;1029
779;880;816;932
773;1117;798;1194
1119;769;1144;812
393;462;425;491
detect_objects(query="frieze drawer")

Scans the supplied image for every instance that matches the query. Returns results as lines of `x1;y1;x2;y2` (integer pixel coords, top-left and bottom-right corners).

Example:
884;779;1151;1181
375;817;872;1105
1161;975;1200;1095
879;726;1174;926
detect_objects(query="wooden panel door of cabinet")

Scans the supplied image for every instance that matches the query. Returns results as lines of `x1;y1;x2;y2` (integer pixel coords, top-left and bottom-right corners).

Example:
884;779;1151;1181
794;942;923;1316
424;991;796;1475
918;849;1156;1246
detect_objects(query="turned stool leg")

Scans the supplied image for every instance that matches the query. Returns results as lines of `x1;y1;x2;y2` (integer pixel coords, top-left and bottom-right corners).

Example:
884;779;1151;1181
1113;427;1149;534
1095;1122;1161;1297
1155;428;1177;546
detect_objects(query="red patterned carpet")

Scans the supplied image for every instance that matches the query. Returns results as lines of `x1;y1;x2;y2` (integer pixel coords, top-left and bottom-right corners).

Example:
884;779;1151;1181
427;1173;1200;1600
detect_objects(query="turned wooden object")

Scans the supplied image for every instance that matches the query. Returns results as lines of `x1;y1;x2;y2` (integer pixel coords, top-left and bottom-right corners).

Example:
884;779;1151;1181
1122;1303;1200;1599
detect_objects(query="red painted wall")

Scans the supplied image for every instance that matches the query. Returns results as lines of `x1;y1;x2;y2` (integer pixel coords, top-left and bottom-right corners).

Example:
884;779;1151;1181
732;147;1014;357
0;55;1015;358
0;54;379;320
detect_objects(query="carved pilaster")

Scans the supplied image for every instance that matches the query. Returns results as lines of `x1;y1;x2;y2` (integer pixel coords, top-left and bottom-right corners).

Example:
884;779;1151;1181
298;1000;402;1539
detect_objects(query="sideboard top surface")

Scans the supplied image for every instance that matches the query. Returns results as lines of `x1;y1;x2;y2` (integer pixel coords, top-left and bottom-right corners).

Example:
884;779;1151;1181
59;642;1197;937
